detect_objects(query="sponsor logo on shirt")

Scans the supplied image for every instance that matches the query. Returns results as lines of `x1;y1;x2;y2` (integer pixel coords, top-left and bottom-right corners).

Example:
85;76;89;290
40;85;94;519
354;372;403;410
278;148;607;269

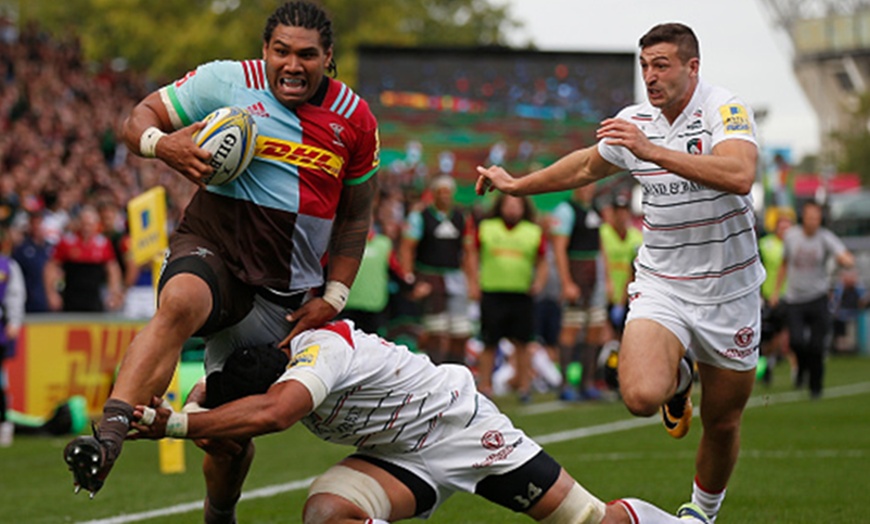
256;136;345;178
686;119;703;131
290;344;320;367
719;104;752;135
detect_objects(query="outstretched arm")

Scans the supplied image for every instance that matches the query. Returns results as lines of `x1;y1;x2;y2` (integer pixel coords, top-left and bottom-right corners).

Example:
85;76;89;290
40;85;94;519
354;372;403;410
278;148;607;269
475;145;620;196
131;380;314;441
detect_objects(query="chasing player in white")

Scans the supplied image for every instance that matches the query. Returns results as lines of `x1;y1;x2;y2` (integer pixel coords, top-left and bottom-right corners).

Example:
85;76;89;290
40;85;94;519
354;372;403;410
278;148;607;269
131;320;712;523
476;23;761;522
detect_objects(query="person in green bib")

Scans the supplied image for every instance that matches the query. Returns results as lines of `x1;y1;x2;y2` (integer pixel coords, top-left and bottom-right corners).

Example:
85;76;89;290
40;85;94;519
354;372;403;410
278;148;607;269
340;229;396;335
469;194;548;400
600;196;643;339
758;212;794;385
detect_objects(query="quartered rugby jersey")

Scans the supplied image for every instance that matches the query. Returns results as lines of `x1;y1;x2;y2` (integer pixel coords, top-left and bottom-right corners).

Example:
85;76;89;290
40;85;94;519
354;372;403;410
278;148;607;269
159;60;379;292
277;320;478;452
598;80;765;304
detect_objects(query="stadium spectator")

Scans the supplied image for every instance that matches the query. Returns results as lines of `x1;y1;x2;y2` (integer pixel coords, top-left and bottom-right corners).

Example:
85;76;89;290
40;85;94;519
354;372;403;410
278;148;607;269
130;321;715;524
11;210;51;313
63;1;380;504
830;267;869;353
0;174;21;228
550;184;606;401
476;23;763;521
758;212;794;385
0;226;25;448
44;205;123;312
599;194;642;341
771;200;855;398
339;196;411;335
532;215;564;385
398;174;476;364
469;194;548;401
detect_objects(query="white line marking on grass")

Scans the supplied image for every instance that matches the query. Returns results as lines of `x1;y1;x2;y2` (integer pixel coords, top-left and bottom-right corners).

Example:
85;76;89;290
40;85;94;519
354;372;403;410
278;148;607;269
79;381;870;524
534;381;870;445
76;477;317;524
569;449;867;462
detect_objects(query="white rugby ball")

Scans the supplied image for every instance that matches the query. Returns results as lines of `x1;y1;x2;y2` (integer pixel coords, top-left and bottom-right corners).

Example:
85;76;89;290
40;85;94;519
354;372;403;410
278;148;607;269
193;106;258;186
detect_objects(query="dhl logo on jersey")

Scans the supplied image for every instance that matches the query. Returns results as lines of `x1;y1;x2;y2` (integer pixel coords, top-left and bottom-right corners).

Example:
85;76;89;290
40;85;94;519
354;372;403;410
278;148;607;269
256;137;344;178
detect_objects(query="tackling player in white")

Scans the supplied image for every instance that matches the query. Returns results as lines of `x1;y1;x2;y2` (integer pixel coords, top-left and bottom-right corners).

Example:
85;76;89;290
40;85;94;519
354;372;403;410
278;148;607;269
132;320;712;523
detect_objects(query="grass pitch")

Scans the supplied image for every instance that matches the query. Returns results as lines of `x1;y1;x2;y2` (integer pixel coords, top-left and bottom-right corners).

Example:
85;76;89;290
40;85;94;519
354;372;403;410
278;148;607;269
2;354;869;523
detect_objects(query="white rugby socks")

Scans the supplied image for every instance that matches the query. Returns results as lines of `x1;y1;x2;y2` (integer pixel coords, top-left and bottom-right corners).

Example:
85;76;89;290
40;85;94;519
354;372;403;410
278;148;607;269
676;356;693;394
615;498;691;523
692;477;725;521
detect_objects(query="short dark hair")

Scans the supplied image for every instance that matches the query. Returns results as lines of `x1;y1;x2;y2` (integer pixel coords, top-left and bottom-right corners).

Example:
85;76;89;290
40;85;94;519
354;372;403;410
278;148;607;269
263;1;337;76
639;23;700;64
488;193;536;224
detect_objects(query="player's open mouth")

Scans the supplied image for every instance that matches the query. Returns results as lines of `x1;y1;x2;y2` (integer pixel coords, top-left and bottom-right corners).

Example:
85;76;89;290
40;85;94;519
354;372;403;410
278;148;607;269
278;77;306;96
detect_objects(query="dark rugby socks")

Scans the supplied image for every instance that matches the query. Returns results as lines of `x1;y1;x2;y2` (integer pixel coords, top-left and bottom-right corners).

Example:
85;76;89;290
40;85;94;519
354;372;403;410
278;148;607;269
97;399;135;461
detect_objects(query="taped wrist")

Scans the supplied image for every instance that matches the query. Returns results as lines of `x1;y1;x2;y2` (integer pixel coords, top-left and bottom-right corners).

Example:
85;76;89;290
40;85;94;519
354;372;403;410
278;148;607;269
165;412;189;438
139;126;166;158
322;280;350;312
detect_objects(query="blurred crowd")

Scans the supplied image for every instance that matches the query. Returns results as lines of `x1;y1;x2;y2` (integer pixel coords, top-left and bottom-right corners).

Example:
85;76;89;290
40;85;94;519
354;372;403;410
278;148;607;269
0;20;196;317
0;20;866;409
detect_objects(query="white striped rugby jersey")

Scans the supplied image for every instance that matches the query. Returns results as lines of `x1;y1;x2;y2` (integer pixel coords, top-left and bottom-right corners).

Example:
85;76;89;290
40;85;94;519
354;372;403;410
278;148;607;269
598;80;765;304
277;320;479;452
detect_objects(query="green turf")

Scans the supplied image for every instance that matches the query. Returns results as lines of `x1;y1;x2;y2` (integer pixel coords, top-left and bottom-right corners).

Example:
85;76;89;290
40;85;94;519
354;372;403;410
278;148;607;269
2;355;869;523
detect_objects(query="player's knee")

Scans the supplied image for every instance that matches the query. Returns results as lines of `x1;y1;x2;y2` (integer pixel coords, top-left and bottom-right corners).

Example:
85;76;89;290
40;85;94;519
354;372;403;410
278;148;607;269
619;387;660;417
303;493;369;524
306;465;392;523
538;482;606;524
154;295;205;331
701;411;742;439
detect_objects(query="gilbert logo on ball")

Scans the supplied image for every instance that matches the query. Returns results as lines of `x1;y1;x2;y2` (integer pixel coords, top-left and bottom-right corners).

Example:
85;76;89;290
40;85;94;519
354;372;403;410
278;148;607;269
193;107;258;186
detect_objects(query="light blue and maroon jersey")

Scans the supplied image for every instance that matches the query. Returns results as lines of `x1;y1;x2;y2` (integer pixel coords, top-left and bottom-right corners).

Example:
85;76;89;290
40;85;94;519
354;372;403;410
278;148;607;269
158;60;379;292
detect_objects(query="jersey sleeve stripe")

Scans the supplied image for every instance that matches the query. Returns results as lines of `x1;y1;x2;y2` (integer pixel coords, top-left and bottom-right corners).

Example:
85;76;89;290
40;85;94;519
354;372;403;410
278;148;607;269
255;60;266;91
330;84;349;112
160;86;191;128
336;91;356;116
243;60;260;90
341;94;361;118
344;165;378;186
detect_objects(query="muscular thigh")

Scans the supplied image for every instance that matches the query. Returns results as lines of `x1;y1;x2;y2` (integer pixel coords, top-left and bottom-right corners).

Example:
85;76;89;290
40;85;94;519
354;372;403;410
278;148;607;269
160;231;255;337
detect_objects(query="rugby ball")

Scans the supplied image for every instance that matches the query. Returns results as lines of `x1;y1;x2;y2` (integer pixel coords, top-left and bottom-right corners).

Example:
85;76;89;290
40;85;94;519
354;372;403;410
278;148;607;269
193;106;258;186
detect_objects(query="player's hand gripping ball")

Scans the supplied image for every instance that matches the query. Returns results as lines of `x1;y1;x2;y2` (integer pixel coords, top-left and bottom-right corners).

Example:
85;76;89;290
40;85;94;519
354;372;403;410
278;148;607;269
193;107;258;186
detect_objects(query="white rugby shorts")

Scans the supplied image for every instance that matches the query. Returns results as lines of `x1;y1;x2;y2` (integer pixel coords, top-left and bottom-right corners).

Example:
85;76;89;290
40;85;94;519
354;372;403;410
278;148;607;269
625;281;760;372
354;395;543;518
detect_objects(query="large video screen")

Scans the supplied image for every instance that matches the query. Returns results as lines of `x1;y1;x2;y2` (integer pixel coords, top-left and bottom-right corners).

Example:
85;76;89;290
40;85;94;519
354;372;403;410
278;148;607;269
357;46;635;192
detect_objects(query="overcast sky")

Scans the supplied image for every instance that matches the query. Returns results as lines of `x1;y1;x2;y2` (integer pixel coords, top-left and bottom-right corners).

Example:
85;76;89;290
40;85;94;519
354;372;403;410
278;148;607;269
502;0;819;159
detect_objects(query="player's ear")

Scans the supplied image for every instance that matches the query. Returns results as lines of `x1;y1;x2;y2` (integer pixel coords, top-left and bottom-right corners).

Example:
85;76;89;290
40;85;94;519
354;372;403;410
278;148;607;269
262;40;269;61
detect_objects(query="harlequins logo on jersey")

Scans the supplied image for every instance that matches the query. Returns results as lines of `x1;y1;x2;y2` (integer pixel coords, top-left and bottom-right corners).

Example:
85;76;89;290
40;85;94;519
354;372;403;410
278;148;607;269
687;138;703;155
330;123;346;148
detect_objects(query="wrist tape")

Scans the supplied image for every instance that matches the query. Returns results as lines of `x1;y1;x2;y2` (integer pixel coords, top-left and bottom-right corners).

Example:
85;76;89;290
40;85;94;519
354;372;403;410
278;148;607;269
139;126;166;158
165;412;188;438
322;280;350;312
